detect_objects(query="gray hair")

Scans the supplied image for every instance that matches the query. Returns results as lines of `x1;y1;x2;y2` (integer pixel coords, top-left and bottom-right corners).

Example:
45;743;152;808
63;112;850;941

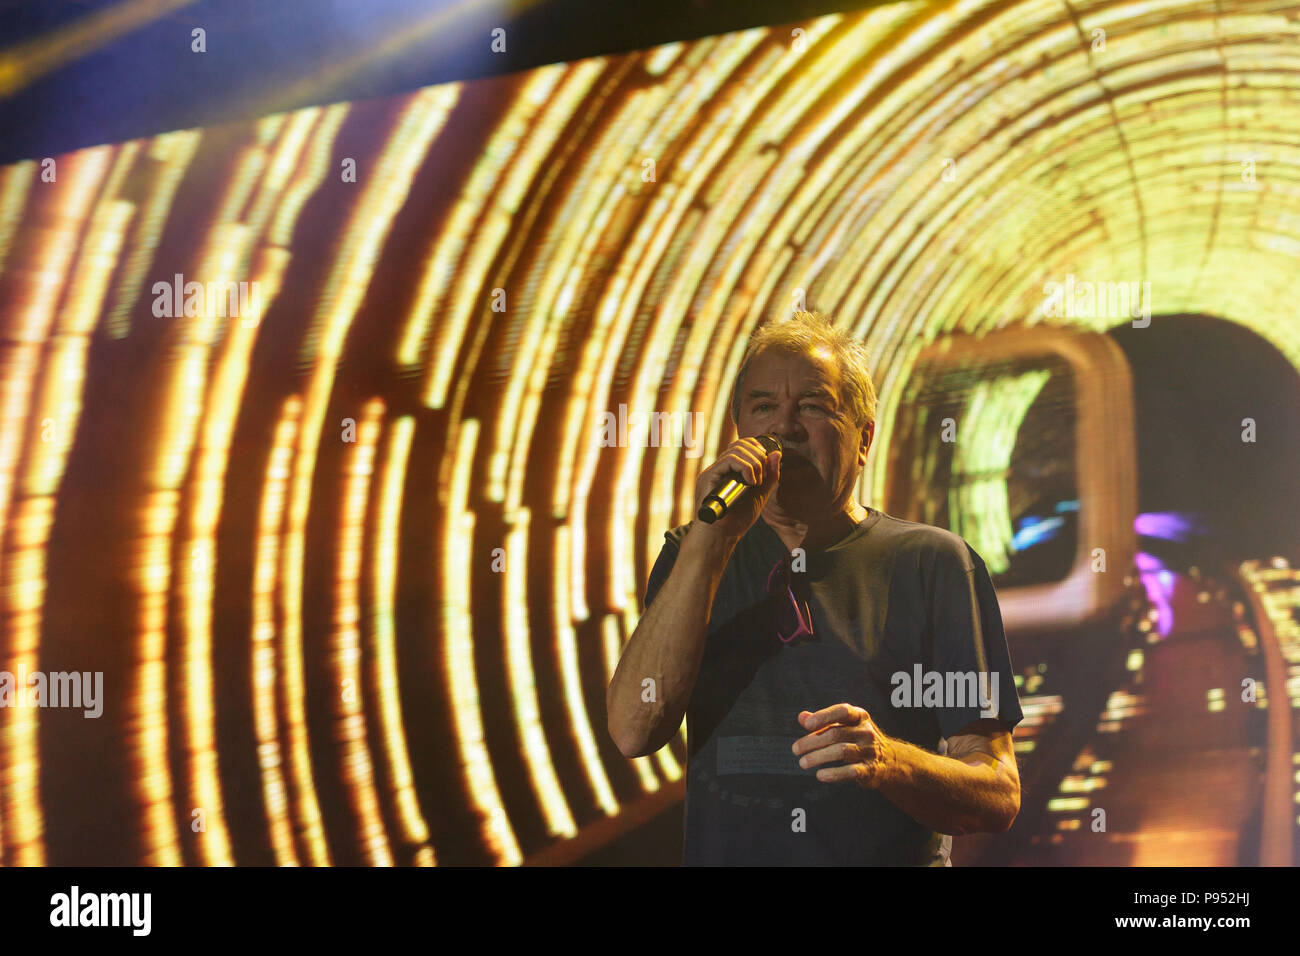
730;311;877;431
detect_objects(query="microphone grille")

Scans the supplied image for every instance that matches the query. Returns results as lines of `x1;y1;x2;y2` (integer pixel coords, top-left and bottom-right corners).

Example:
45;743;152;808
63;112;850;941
756;434;782;453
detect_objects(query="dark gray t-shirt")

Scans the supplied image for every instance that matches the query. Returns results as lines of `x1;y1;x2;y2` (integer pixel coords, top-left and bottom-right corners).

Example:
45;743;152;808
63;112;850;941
642;508;1024;866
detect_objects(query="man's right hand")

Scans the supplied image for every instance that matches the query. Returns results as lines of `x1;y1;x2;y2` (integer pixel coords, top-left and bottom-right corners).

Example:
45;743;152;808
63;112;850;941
691;436;782;544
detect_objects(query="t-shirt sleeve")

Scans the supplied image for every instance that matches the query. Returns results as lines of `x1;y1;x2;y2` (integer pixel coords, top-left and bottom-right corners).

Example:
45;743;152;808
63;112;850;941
925;536;1024;740
642;527;685;611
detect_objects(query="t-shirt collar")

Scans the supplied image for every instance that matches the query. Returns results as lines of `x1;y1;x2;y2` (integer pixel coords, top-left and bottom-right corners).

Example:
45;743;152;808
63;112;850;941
751;507;881;563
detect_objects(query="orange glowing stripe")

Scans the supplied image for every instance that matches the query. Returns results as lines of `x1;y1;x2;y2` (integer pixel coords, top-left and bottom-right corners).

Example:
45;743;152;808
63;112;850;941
246;106;353;868
144;223;259;866
277;426;332;868
441;419;522;864
244;111;319;237
569;256;667;617
276;90;452;865
421;61;603;410
278;90;456;759
502;510;577;837
868;356;916;506
527;56;722;530
0;161;37;276
297;85;456;369
6;193;136;865
567;207;691;616
652;726;685;781
334;399;394;865
105;130;202;340
214;144;271;229
11;173;129;874
368;416;436;861
5;145;153;863
0;499;53;864
552;525;619;815
252;397;305;866
0;147;115;865
493;83;669;508
397;66;569;371
126;231;241;865
178;245;292;866
275;400;332;865
0;146;112;501
129;490;184;865
124;120;272;861
173;107;325;866
269;105;350;248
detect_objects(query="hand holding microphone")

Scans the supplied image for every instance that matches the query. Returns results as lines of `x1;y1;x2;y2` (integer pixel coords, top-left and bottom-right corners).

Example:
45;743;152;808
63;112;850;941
692;434;783;541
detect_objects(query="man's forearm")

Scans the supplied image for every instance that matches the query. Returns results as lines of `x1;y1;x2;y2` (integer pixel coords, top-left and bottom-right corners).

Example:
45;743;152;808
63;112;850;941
875;737;1019;836
607;529;734;757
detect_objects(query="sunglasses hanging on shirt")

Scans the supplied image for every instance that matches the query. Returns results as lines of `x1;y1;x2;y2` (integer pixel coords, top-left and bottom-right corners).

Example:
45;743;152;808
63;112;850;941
765;554;814;644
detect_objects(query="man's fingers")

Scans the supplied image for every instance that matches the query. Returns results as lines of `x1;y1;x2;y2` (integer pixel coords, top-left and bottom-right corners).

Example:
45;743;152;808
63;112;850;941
800;703;865;731
735;440;781;486
797;741;862;769
792;723;846;755
712;440;770;486
790;704;890;788
815;764;870;784
715;451;760;486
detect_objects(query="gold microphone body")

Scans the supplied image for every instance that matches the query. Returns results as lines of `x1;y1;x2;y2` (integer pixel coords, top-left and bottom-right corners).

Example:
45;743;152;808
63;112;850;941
697;434;782;523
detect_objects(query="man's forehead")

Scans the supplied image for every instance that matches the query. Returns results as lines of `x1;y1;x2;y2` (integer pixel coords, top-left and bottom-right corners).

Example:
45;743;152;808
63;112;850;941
746;349;839;390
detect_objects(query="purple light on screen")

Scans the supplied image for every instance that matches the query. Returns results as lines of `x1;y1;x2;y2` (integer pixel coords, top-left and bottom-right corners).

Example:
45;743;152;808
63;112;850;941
1134;511;1206;542
1134;550;1175;636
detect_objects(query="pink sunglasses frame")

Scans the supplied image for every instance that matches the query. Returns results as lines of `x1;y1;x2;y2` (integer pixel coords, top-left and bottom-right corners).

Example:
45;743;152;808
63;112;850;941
766;556;814;643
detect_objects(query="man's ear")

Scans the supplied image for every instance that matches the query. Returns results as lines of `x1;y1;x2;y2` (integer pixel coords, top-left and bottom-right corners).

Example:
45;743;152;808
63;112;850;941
858;422;874;466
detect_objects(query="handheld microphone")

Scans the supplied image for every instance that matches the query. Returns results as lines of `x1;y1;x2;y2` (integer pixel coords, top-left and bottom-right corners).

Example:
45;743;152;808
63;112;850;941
697;434;782;524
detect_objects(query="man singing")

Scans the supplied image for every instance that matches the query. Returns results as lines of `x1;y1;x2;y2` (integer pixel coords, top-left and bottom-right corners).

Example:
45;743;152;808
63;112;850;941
607;310;1024;865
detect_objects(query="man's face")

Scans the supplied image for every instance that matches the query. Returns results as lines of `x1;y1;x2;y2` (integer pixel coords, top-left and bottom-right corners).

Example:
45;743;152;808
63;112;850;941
735;346;873;518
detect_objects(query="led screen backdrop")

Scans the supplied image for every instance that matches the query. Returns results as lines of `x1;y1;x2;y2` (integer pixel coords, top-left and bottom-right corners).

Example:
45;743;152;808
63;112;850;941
1;0;1298;866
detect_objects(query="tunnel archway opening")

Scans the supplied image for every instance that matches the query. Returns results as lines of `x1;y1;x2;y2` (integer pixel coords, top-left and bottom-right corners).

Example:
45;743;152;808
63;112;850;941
1107;315;1300;572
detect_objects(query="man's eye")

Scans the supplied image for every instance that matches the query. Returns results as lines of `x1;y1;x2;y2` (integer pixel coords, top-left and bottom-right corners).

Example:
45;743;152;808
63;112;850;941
754;402;825;413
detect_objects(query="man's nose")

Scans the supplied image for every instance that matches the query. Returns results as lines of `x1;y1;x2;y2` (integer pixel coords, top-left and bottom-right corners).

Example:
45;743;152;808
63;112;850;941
769;401;805;439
